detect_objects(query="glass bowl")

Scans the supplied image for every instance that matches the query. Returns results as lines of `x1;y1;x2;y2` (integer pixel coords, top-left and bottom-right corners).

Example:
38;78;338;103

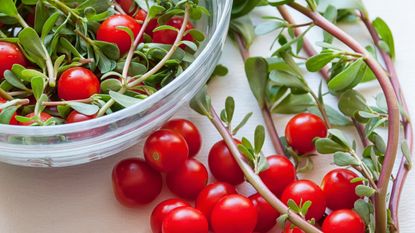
0;0;232;167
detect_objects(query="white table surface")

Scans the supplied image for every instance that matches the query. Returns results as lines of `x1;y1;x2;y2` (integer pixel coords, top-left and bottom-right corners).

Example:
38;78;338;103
0;1;414;232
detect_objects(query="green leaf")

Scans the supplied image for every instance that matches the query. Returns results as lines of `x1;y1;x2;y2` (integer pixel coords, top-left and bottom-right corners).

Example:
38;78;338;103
308;105;352;126
3;70;30;91
229;16;255;48
41;12;60;41
368;132;386;154
109;91;141;108
355;185;376;197
287;199;300;212
148;5;165;19
255;21;286;36
225;96;235;125
0;0;18;17
101;79;122;93
373;17;395;58
232;112;253;135
306;50;339;72
257;153;269;174
0;106;18;124
334;152;360;166
328;58;365;92
317;0;366;14
268;0;294;6
67;102;99;116
269;70;308;91
301;200;312;217
238;144;255;162
18;27;48;68
328;129;350;147
354;200;370;224
338;89;370;117
277;214;289;228
31;76;45;100
245;57;268;107
315;138;349;154
190;86;212;117
323;5;337;43
34;94;48;116
272;93;314;114
254;125;265;154
231;0;262;18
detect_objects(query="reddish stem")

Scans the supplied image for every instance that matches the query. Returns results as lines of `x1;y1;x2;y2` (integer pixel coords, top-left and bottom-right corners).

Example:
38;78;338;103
288;3;400;233
277;5;370;148
360;13;414;229
262;107;286;155
209;107;322;233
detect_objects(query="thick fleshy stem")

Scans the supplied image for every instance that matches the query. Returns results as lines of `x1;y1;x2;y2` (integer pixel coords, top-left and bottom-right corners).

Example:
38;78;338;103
360;13;414;229
276;5;369;148
287;3;400;233
0;88;14;101
232;31;286;156
208;106;322;233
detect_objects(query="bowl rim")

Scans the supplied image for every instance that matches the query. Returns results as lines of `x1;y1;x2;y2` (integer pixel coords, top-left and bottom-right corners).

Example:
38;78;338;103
0;0;232;136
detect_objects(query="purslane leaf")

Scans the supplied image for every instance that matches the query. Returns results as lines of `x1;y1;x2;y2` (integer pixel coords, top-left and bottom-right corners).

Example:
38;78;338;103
372;17;395;58
245;57;268;108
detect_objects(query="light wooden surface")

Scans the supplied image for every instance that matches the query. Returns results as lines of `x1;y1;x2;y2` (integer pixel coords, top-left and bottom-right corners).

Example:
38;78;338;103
0;1;414;232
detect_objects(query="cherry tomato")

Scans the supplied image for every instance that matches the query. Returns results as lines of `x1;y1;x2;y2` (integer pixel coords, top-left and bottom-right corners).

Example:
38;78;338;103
259;155;296;197
211;194;257;233
281;180;326;221
283;223;305;233
162;206;209;233
19;112;52;126
195;182;237;224
97;15;141;54
116;0;137;15
166;158;208;199
162;119;202;157
208;139;244;185
151;198;191;233
322;209;365;233
144;129;189;172
134;9;147;22
249;193;279;233
321;168;362;210
152;17;194;46
146;18;159;37
0;97;19;125
66;110;96;124
112;158;162;207
285;113;327;154
58;67;100;101
0;42;27;79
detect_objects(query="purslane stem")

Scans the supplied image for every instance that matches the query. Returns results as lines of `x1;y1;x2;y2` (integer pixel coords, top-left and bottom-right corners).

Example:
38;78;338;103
360;12;414;229
42;98;93;106
0;88;14;101
287;3;400;233
208;106;322;233
276;5;370;147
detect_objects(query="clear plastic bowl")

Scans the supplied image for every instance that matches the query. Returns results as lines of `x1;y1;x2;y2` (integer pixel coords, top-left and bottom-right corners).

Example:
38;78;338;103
0;0;232;167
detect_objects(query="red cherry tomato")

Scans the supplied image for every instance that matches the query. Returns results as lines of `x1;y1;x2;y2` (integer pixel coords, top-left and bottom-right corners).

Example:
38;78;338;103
162;206;209;233
151;198;191;233
134;9;147;22
58;67;100;101
146;18;159;37
166;158;208;199
322;209;365;233
321;168;362;210
144;129;189;172
259;155;296;197
208;139;244;185
97;15;141;54
152;17;194;46
281;180;326;221
283;223;305;233
0;97;19;125
0;42;27;79
66;110;96;124
211;194;257;233
285;113;327;154
249;193;279;233
19;112;52;126
195;182;237;224
112;158;162;207
162;119;202;157
116;0;137;15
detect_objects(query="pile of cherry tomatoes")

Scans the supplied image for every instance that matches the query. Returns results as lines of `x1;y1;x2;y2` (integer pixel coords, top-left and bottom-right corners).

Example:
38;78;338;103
112;113;366;233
